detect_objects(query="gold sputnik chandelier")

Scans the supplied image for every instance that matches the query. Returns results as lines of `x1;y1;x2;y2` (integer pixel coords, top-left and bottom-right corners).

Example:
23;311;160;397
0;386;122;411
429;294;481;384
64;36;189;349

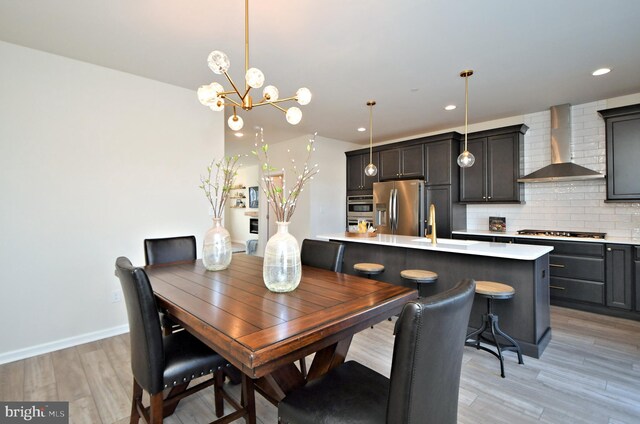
197;0;311;131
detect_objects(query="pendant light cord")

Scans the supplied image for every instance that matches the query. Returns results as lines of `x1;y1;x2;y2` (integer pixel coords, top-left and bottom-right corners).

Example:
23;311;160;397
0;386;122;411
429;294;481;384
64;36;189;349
369;103;374;162
464;73;468;151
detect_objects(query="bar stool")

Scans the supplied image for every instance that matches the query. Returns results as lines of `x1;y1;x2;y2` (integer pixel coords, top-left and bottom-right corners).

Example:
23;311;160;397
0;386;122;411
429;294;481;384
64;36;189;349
400;269;438;297
353;262;385;278
465;280;524;378
355;263;385;326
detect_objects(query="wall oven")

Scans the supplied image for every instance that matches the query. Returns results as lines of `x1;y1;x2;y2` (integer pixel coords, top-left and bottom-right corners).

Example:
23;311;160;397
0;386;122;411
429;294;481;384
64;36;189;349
347;195;374;227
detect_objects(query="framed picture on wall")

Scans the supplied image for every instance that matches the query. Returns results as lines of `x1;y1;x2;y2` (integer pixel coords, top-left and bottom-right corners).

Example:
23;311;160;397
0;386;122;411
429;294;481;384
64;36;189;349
249;186;259;209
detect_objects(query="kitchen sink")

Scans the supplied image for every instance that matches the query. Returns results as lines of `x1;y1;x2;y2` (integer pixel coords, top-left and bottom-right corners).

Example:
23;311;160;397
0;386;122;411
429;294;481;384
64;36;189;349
411;238;480;246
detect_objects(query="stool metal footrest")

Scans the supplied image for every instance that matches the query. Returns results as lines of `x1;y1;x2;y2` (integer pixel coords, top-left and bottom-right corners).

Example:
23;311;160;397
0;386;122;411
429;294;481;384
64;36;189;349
466;305;523;378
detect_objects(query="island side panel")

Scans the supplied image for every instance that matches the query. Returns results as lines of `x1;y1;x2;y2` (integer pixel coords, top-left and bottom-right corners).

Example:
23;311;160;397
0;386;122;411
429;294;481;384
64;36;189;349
338;240;551;358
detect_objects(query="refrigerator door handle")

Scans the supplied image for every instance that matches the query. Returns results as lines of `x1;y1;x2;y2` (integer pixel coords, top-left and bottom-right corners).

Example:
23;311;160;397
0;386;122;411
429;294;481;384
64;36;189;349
392;188;398;232
388;190;394;230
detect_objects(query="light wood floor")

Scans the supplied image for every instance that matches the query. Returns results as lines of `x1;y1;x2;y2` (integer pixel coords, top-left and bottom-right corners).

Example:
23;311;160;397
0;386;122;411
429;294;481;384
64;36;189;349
1;306;639;423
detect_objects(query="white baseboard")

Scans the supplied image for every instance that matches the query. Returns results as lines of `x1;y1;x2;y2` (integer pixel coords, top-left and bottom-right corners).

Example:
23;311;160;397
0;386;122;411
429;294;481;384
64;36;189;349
0;324;130;365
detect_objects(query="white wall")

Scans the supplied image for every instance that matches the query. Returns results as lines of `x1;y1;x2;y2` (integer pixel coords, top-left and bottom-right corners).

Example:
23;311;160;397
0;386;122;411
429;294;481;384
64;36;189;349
465;94;640;238
224;164;259;244
0;42;224;363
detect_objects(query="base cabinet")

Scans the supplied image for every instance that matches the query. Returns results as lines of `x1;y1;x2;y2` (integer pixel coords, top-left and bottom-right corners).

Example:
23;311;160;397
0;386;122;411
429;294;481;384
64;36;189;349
606;244;632;310
634;246;640;312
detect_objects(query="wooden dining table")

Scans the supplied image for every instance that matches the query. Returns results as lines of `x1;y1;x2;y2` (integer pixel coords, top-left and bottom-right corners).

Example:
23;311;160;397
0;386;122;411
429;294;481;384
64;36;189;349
145;253;417;421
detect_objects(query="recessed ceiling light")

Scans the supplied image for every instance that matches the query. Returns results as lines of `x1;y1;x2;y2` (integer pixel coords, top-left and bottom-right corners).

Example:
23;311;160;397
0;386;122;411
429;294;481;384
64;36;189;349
444;105;457;111
357;127;366;132
234;132;243;137
592;68;611;76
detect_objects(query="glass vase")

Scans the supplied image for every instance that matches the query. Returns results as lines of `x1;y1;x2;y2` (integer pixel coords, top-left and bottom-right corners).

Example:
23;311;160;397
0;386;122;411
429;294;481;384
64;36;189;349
263;221;301;292
202;217;232;271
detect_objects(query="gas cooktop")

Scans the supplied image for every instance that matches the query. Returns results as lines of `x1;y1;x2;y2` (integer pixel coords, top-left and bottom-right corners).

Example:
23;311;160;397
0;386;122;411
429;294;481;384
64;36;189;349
517;229;607;239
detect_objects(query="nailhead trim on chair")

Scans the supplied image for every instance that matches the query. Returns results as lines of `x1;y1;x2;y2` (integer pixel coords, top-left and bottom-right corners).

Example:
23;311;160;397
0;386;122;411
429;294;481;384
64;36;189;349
165;363;231;388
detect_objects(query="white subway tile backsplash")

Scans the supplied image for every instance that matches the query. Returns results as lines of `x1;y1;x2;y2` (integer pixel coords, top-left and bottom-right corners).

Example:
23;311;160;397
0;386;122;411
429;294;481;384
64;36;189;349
466;99;636;238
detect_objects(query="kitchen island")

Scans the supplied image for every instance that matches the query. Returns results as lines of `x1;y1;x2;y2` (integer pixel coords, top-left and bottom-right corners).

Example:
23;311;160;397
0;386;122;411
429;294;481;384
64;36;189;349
318;233;553;358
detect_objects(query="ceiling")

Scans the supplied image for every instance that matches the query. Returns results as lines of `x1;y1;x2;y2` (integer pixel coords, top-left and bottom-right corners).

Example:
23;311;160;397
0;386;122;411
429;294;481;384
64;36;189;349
1;0;639;145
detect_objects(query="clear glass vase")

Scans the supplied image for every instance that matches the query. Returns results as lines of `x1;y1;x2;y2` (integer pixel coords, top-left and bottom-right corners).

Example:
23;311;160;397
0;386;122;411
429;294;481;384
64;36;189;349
202;217;232;271
263;221;301;292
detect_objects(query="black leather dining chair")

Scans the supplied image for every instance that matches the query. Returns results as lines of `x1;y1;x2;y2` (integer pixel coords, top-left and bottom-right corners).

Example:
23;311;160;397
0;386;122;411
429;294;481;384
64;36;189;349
144;235;197;266
115;257;248;424
278;279;476;424
144;236;196;335
300;239;345;272
298;239;345;377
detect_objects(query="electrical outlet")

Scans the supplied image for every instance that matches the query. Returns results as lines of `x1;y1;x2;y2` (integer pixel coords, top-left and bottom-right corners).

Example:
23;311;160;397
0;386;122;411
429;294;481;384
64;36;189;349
111;290;122;303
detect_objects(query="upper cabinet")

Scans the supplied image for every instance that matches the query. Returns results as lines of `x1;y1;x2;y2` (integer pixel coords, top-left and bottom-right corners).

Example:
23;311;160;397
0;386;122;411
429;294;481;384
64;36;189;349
346;152;379;194
459;124;528;203
425;139;455;185
598;104;640;201
379;145;424;180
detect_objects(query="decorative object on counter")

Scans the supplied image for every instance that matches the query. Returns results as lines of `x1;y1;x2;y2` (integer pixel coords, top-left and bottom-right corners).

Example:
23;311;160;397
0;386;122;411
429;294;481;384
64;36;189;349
465;280;524;378
457;70;475;168
199;155;242;270
489;216;507;232
248;185;259;208
254;128;319;292
197;0;311;131
364;100;378;177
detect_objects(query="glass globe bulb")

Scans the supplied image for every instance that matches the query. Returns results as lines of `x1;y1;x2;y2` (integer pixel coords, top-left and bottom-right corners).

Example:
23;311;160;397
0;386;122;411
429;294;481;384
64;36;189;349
197;84;216;106
207;51;230;74
285;107;302;125
210;82;224;96
228;115;244;131
209;99;224;112
263;85;279;102
457;150;476;168
364;163;378;177
245;67;265;89
296;87;312;105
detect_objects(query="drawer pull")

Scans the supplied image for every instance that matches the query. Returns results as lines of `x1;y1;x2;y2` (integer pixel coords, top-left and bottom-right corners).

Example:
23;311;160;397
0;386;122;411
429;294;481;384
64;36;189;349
549;285;566;290
549;263;565;268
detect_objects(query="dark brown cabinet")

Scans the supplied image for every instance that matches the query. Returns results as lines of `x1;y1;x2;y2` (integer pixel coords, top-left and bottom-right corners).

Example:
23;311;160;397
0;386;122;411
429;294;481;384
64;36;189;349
424;186;451;239
635;246;640;312
459;124;527;203
606;244;633;310
425;139;454;185
598;104;640;201
346;152;378;193
380;145;424;180
514;239;605;305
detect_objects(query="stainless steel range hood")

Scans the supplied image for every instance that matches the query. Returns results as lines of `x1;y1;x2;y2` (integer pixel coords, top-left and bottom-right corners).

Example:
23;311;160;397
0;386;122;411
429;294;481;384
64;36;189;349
517;104;605;183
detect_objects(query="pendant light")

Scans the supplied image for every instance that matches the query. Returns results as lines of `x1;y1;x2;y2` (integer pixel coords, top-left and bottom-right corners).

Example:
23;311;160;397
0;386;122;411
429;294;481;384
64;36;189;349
364;101;378;177
457;70;475;168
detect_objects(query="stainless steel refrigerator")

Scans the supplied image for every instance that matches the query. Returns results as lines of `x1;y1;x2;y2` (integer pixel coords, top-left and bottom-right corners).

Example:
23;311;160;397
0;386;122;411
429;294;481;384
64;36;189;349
373;179;424;236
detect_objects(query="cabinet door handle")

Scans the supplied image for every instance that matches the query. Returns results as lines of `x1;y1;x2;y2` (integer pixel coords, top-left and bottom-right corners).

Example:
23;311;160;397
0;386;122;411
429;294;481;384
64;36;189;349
607;247;612;251
549;263;565;268
549;285;566;290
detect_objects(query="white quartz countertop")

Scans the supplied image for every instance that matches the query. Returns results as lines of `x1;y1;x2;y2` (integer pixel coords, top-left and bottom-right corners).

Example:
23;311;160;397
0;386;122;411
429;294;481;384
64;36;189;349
318;233;553;260
452;230;639;245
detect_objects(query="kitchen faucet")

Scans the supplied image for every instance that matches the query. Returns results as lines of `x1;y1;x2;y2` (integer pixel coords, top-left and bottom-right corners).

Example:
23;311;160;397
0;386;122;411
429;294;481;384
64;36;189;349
425;203;437;245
